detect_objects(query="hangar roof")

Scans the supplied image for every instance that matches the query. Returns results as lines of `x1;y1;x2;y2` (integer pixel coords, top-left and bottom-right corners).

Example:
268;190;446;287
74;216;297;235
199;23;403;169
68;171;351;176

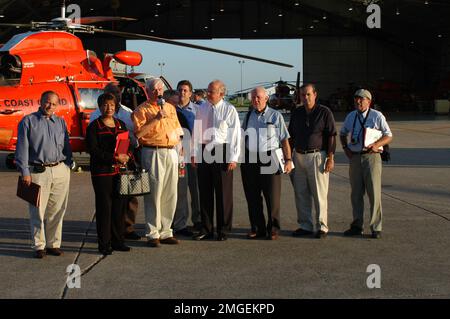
0;0;448;52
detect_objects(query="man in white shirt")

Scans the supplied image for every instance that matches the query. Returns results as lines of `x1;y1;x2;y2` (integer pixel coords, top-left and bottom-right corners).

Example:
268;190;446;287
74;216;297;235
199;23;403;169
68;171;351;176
89;83;141;241
191;80;241;241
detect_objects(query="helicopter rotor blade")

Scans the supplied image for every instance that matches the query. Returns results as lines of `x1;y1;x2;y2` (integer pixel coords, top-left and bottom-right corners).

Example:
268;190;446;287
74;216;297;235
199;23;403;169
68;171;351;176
78;16;137;25
92;28;293;68
0;23;32;28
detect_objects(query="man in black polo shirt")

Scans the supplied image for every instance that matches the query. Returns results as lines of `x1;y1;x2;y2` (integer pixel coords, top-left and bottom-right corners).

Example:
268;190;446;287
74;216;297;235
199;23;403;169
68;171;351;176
288;84;337;238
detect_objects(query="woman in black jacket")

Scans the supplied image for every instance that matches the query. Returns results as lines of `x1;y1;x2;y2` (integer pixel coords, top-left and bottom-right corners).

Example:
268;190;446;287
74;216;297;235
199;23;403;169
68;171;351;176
86;93;131;255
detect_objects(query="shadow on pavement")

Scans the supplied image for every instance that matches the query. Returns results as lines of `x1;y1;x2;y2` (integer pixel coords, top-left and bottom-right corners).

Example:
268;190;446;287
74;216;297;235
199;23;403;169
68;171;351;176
0;217;99;258
334;148;450;167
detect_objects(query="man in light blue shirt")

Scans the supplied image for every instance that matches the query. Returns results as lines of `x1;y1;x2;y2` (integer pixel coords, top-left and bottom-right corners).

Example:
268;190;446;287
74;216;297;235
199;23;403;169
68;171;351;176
340;89;393;239
241;87;293;240
15;91;72;258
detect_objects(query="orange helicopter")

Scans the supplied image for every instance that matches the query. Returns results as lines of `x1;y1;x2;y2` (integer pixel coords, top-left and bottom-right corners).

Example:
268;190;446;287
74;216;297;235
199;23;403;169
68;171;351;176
0;1;292;169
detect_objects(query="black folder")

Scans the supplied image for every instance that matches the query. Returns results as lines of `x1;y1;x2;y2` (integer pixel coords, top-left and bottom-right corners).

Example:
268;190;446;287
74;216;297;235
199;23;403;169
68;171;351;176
16;176;41;207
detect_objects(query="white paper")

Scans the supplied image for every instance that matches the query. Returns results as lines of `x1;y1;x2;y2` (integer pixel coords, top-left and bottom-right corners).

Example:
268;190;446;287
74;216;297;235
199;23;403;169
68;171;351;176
364;128;383;151
272;148;295;173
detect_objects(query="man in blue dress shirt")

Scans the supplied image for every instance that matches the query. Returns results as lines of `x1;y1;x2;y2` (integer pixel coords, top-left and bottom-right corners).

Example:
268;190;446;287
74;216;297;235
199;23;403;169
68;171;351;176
340;89;393;239
241;87;293;240
15;91;72;258
173;80;201;235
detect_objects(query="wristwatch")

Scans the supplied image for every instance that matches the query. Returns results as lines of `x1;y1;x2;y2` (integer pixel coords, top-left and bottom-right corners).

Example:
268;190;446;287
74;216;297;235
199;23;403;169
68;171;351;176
342;145;348;149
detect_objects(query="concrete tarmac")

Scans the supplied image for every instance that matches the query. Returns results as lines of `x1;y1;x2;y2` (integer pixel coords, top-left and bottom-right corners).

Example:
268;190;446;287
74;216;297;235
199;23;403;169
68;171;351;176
0;118;449;299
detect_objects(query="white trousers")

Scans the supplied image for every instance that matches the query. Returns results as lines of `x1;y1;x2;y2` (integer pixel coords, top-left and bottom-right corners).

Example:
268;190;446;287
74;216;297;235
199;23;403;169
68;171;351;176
141;147;178;240
28;163;70;251
292;151;329;232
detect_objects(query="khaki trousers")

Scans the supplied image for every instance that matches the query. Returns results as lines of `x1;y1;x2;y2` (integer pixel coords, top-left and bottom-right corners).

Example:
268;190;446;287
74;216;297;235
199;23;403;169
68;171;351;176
292;151;329;232
141;147;178;240
349;153;383;232
28;163;70;251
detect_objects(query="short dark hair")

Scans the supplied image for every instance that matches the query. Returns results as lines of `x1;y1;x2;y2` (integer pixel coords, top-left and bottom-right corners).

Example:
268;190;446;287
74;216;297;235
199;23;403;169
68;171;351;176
177;80;193;92
104;83;122;103
97;92;117;107
194;89;206;97
300;83;317;93
40;91;60;104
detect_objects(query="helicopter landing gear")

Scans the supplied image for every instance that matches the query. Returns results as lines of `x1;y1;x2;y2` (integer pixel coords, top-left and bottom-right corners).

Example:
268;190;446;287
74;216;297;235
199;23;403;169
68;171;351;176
5;153;16;170
71;153;90;172
71;160;82;172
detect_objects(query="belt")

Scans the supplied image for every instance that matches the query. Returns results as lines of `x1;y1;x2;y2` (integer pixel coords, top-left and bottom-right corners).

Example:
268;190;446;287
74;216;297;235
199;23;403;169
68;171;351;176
295;148;321;154
143;145;174;149
352;150;372;155
30;161;62;167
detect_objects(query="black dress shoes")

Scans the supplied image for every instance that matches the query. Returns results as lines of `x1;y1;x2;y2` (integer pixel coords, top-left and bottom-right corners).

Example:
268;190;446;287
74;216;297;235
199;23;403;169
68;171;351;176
344;227;364;237
175;228;193;237
46;248;64;256
315;230;328;239
99;247;113;256
216;233;227;241
247;231;266;239
147;238;161;247
292;228;314;237
371;231;382;239
160;237;180;245
112;243;131;252
124;232;141;240
35;250;46;259
193;231;214;241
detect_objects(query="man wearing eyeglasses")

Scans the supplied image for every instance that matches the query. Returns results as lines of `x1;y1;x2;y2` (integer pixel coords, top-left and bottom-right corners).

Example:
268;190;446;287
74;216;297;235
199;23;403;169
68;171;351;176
241;87;293;240
288;84;337;239
339;89;392;239
191;80;241;241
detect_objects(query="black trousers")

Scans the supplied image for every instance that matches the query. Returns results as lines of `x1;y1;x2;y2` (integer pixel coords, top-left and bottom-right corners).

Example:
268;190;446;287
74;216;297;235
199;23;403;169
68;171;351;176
197;144;233;234
241;162;281;235
91;175;125;250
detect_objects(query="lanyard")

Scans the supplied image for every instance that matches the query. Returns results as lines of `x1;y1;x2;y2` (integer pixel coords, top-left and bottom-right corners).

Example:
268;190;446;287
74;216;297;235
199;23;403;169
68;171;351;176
351;108;371;143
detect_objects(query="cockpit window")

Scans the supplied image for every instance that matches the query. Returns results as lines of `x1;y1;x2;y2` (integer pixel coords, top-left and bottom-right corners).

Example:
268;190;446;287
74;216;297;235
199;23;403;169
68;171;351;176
78;88;104;110
0;54;22;86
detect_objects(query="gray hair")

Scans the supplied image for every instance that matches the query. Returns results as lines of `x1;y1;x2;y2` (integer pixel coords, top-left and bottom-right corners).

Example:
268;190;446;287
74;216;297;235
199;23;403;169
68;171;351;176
146;77;163;91
251;86;268;98
209;79;227;95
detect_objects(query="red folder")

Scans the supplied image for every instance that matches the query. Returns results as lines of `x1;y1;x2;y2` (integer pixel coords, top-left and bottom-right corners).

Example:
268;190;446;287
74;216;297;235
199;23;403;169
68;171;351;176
16;177;41;207
115;131;130;155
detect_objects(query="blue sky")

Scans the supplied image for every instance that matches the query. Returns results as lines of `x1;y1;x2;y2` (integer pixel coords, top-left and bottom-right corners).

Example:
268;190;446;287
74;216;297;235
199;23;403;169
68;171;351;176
126;39;303;94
